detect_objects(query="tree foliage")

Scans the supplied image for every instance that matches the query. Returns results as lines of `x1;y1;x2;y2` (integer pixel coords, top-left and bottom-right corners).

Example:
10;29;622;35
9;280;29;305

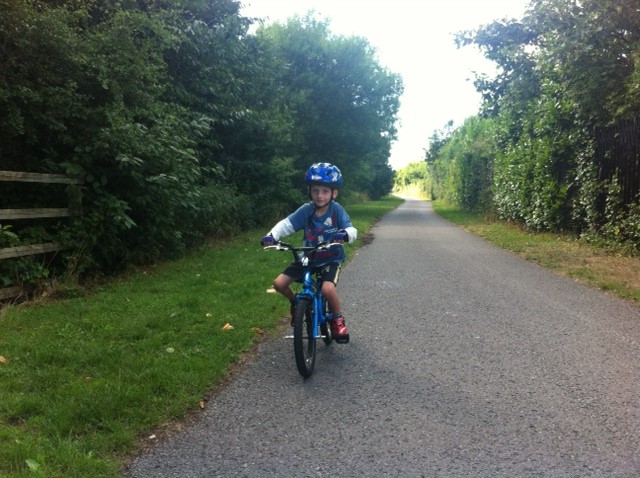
0;1;402;282
426;117;496;211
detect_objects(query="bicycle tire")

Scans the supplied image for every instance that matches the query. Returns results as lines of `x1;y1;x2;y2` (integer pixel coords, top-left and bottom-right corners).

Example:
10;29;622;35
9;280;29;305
320;298;332;345
293;298;316;378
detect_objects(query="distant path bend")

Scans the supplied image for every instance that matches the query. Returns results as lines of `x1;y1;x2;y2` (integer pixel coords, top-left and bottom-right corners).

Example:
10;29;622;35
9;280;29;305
126;198;640;477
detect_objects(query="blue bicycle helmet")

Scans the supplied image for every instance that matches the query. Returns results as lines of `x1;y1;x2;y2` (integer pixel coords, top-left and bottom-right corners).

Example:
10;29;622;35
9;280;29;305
304;162;343;188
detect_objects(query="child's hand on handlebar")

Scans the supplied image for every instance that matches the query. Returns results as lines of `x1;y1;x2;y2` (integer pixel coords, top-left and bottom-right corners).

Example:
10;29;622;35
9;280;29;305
260;233;276;246
331;230;349;243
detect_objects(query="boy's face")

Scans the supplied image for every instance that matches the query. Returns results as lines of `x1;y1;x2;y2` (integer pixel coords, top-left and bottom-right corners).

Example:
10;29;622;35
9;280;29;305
310;185;337;208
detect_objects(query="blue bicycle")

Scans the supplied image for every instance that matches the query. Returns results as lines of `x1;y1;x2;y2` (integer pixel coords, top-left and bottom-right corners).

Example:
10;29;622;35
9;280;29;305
265;241;342;378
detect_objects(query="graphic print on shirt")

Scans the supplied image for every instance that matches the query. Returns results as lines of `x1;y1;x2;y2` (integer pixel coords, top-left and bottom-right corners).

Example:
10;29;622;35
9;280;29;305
305;212;335;245
305;210;339;263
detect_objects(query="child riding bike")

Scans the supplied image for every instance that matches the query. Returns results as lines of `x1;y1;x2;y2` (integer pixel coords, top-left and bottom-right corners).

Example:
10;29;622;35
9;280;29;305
261;162;358;342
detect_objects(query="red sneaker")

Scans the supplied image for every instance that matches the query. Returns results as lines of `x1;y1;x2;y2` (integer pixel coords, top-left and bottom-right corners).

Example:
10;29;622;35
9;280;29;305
330;315;349;343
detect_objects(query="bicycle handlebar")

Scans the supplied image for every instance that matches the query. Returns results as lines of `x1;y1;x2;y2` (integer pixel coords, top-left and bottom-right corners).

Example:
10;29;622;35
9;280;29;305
263;240;341;252
264;240;342;268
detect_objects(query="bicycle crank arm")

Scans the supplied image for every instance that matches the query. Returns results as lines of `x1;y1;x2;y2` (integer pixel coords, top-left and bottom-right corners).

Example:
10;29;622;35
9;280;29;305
284;334;327;339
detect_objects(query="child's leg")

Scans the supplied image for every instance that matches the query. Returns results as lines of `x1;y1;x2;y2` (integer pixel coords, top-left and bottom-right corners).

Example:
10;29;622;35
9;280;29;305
274;273;298;326
273;273;295;301
321;280;342;316
322;276;349;341
319;263;343;316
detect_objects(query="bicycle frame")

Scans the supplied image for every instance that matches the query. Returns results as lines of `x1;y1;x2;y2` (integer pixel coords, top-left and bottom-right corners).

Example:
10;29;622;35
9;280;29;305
294;265;331;341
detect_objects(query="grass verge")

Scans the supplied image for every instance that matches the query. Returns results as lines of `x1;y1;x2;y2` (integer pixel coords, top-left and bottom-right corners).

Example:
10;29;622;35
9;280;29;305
432;200;640;303
0;196;402;478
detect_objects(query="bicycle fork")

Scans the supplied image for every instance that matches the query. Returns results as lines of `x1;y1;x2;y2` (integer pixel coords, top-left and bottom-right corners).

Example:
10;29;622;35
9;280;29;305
285;272;327;340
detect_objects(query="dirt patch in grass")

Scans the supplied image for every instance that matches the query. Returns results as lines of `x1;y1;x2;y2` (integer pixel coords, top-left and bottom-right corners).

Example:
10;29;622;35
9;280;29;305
575;255;640;297
359;231;374;245
512;238;640;302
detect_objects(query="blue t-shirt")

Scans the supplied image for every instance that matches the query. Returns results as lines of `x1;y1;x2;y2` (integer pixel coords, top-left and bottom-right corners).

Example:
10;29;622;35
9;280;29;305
287;201;353;266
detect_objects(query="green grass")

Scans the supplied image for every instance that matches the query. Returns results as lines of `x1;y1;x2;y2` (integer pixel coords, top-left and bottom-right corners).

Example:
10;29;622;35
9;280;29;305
432;200;640;303
0;196;402;478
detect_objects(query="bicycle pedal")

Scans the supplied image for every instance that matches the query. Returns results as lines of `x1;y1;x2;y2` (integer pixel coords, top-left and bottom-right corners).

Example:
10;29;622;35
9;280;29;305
334;334;349;344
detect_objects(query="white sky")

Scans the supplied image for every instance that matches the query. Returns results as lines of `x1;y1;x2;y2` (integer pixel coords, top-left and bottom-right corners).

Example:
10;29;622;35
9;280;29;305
241;0;529;169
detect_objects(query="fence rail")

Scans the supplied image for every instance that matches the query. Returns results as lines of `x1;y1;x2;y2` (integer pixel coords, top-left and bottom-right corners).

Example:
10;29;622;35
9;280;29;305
595;115;640;204
0;170;82;184
0;208;72;220
0;243;63;260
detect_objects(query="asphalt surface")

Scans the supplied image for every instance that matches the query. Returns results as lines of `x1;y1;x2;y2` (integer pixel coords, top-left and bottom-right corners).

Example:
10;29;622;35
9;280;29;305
125;199;640;477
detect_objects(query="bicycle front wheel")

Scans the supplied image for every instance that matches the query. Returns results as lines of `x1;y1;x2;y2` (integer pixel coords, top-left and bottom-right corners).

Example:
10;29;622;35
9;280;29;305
293;298;316;378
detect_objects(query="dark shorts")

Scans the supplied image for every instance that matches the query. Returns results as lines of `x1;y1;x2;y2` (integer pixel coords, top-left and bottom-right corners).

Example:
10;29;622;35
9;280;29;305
282;262;341;285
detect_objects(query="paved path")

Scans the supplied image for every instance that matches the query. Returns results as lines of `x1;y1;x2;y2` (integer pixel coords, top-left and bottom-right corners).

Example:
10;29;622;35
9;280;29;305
125;199;640;477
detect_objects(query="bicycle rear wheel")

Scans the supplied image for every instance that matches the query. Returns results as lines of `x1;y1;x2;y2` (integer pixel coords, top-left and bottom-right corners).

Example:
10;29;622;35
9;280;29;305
293;298;316;378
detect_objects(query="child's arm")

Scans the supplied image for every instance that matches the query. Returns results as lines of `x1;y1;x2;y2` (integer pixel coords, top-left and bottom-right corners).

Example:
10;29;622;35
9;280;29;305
343;225;358;243
268;217;296;241
336;205;357;243
263;203;311;244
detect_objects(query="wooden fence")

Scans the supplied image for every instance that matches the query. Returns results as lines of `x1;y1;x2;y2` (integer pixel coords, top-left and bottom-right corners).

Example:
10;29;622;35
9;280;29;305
595;115;640;205
0;171;82;300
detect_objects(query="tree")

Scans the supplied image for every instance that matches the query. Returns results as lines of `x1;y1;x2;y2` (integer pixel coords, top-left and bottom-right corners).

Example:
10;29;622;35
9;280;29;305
256;14;403;198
